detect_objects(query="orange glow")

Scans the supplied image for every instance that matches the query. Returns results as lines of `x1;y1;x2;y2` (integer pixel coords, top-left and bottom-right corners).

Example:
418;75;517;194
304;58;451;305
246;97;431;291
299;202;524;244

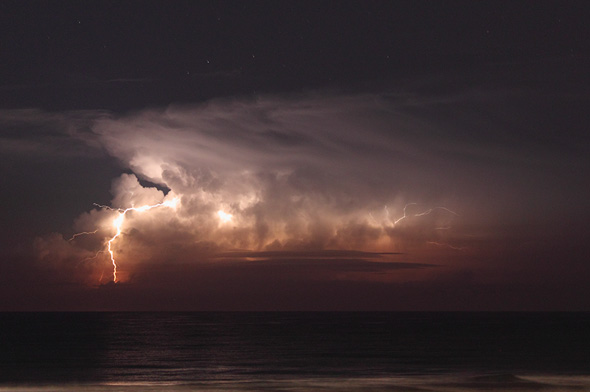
104;197;179;283
217;210;233;224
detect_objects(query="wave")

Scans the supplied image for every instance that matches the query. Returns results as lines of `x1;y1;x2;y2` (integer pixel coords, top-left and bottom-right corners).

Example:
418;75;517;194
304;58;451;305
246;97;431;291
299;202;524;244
2;373;590;392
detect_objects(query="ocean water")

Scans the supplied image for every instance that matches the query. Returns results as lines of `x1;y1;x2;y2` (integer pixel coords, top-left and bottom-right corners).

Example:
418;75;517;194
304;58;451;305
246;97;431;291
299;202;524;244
1;312;589;391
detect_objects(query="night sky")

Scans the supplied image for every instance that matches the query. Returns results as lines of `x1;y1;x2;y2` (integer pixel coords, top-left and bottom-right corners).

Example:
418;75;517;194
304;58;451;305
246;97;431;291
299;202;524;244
1;1;589;310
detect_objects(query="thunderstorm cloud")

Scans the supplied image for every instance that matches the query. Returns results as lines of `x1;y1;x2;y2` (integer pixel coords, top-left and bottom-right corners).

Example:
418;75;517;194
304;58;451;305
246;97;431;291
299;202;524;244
8;87;587;292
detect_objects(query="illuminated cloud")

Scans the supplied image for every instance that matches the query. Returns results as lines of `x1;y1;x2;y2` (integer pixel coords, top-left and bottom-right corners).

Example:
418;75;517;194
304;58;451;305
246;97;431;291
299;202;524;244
28;87;585;287
27;93;476;284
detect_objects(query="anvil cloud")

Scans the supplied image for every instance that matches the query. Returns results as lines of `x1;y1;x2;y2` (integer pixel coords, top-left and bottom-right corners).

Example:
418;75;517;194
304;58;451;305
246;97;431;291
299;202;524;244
4;86;589;309
38;93;471;284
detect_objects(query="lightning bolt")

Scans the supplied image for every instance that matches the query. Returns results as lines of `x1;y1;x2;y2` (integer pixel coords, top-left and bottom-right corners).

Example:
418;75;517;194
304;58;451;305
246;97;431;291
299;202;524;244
76;250;105;267
69;198;178;283
102;198;179;283
414;206;459;217
378;203;463;250
427;241;467;251
391;203;417;226
67;230;98;241
373;203;459;228
389;204;458;227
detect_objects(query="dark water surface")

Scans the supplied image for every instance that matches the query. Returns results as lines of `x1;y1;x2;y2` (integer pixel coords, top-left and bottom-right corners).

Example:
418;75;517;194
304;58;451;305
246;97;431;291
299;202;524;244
1;312;589;391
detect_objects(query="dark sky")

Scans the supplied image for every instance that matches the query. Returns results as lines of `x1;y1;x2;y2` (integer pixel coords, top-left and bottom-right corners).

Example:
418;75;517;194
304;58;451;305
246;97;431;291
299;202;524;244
1;1;589;310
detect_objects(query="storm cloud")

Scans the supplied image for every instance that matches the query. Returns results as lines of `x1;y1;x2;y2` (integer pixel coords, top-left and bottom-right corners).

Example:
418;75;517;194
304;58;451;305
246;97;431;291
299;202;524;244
4;85;588;302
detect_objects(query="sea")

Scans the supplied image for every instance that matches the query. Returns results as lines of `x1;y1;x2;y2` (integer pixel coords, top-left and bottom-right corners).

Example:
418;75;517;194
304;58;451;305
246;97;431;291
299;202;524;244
1;312;589;391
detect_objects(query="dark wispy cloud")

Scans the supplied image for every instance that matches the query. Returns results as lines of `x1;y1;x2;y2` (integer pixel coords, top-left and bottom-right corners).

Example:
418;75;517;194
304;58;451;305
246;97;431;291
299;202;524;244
0;108;106;158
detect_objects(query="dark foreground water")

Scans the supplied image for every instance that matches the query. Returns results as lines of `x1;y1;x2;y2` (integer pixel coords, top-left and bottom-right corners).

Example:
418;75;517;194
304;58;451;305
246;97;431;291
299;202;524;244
1;312;589;391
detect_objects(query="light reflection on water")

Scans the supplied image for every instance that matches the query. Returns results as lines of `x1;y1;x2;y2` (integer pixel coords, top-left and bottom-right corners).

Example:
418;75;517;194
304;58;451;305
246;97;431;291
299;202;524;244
2;375;590;392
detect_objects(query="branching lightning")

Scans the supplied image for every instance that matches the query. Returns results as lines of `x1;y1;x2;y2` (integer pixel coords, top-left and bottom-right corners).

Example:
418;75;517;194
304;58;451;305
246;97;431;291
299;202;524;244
68;195;459;285
68;230;98;241
427;241;467;251
385;203;458;227
376;203;463;250
388;203;417;226
104;198;179;283
76;250;105;267
71;198;179;284
93;203;117;211
414;207;459;217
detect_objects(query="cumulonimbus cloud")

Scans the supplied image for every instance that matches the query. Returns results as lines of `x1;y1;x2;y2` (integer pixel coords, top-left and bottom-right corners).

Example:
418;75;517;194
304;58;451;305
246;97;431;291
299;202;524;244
37;91;534;285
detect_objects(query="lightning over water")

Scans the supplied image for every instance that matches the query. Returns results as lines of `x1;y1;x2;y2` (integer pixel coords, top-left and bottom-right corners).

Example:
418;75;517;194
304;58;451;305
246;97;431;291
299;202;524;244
20;94;482;290
70;197;179;283
103;198;179;283
2;4;590;392
67;195;460;285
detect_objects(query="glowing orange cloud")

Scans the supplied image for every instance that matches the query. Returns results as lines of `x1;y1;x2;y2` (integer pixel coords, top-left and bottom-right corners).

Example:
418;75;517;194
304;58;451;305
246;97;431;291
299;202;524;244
75;197;179;283
48;96;471;286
